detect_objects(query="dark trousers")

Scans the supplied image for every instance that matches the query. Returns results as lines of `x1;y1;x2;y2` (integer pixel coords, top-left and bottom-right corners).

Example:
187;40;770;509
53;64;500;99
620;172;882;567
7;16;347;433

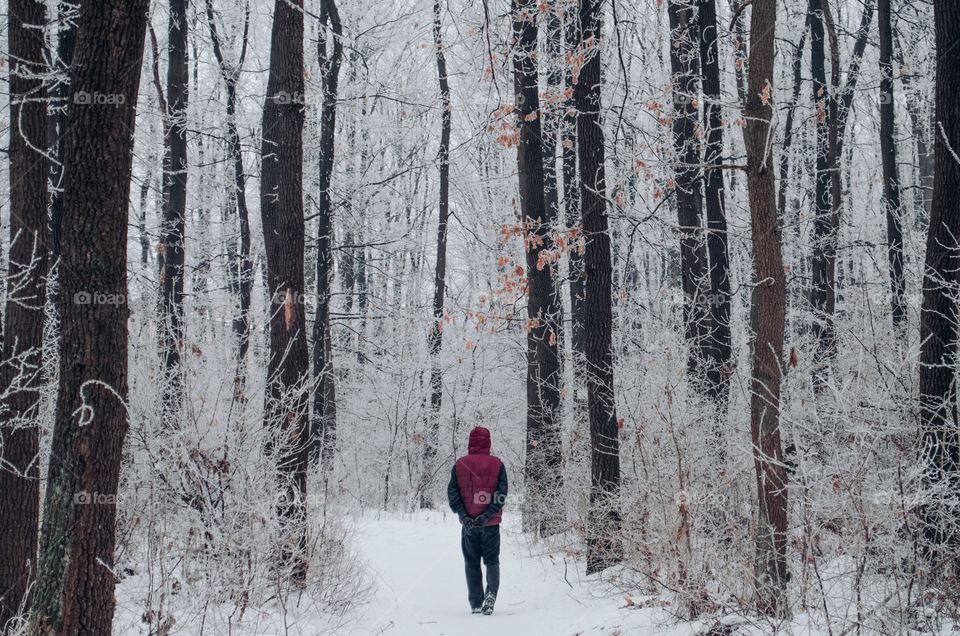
461;523;500;608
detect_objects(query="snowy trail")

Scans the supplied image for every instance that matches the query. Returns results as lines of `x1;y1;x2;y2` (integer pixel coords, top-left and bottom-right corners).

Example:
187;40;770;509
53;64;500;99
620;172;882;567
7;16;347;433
344;511;681;636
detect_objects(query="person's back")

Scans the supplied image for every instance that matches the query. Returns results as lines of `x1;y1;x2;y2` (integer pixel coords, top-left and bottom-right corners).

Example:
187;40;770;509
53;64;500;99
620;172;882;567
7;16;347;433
447;426;508;615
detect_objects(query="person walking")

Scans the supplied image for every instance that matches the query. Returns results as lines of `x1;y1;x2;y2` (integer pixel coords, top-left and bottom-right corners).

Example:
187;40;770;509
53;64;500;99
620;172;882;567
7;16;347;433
447;426;508;615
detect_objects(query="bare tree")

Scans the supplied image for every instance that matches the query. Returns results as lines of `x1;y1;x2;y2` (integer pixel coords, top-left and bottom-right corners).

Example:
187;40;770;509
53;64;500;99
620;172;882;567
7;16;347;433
739;0;788;617
879;0;906;329
577;0;622;574
0;0;47;627
418;0;451;509
29;0;149;630
311;0;342;470
512;0;564;535
919;0;960;554
158;0;190;421
260;0;309;582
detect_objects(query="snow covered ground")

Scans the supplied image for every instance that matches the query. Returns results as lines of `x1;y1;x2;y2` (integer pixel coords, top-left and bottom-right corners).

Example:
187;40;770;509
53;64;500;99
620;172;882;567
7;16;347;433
338;511;683;636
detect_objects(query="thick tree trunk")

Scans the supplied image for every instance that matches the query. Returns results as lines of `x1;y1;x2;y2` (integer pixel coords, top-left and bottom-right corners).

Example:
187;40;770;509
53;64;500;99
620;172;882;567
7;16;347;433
311;0;342;470
159;0;189;422
206;0;252;384
667;0;709;385
577;0;622;574
878;0;906;329
699;0;733;421
28;0;149;632
0;0;47;628
919;0;960;554
741;0;788;617
260;0;309;582
512;0;565;536
418;0;451;510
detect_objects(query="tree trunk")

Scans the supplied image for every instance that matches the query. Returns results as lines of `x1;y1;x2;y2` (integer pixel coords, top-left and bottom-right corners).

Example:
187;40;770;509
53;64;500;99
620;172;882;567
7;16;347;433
699;0;733;422
206;0;252;385
260;0;309;583
28;0;149;631
311;0;342;470
878;0;906;329
741;0;788;617
919;0;960;554
513;0;565;536
667;0;709;385
418;0;451;510
577;0;622;574
159;0;189;423
48;0;77;265
809;0;836;371
0;0;47;628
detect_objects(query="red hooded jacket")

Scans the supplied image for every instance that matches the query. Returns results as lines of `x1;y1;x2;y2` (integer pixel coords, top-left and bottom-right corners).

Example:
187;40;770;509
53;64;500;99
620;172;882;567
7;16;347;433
447;427;508;526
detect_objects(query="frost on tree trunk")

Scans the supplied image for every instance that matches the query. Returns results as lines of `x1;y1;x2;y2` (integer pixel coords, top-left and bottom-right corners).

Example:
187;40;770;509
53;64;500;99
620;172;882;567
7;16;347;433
418;0;451;510
158;0;189;424
698;0;733;429
666;0;709;386
260;0;310;583
312;0;341;471
740;0;789;617
919;0;960;557
0;0;47;628
28;0;149;632
577;0;622;575
512;0;564;536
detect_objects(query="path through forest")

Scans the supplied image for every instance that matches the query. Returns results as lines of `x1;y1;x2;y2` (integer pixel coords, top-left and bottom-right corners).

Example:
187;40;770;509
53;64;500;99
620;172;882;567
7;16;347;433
345;511;677;636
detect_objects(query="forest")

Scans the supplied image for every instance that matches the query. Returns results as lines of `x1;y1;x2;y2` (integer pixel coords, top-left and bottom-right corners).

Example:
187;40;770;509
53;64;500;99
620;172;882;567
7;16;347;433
0;0;958;634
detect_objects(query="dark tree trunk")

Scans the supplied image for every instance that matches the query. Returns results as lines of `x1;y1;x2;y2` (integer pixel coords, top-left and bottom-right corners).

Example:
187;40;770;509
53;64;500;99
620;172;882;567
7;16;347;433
919;0;960;553
206;0;252;384
667;0;709;385
418;0;451;510
311;0;342;470
699;0;733;420
777;19;808;221
741;0;788;617
809;0;836;369
577;0;622;574
158;0;189;422
878;0;906;329
260;0;309;582
0;0;47;628
512;0;565;536
48;0;77;264
28;0;149;631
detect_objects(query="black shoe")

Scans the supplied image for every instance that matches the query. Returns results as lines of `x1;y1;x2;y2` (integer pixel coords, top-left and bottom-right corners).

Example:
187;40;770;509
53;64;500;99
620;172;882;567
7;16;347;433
471;607;482;614
481;592;496;615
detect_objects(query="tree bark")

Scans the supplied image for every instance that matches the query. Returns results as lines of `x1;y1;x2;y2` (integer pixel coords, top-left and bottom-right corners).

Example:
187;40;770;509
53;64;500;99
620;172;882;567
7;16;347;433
878;0;907;329
418;0;451;510
28;0;149;631
699;0;733;420
667;0;710;385
159;0;189;422
577;0;622;574
48;0;77;265
0;0;47;628
260;0;309;582
740;0;788;617
513;0;565;536
311;0;342;470
919;0;960;554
